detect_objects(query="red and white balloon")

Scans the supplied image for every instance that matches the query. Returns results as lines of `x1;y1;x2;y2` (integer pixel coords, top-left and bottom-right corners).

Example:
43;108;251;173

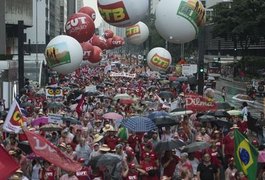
97;0;149;27
45;35;83;75
126;21;149;45
88;46;103;64
90;35;108;50
147;47;172;72
81;41;93;60
103;29;114;39
112;35;125;47
65;13;95;43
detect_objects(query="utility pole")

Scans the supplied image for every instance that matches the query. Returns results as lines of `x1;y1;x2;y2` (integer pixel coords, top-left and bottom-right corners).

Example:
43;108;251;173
18;21;25;96
197;26;205;95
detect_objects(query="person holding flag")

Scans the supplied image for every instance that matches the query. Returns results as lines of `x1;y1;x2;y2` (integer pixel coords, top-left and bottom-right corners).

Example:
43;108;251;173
234;128;259;180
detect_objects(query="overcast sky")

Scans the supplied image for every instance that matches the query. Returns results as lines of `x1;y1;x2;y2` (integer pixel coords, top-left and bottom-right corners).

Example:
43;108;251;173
83;0;102;27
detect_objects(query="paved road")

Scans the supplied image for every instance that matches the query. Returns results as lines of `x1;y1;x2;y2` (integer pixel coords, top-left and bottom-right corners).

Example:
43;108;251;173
215;78;265;117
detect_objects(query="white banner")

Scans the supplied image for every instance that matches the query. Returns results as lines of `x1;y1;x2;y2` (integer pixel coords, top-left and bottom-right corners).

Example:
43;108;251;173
110;72;136;78
48;114;63;124
3;100;25;133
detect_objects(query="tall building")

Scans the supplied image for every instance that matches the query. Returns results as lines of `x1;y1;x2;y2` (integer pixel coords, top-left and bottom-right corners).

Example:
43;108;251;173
76;0;84;12
67;0;76;18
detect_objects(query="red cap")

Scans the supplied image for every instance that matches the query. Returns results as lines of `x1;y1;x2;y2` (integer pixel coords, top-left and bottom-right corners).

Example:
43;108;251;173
78;158;85;163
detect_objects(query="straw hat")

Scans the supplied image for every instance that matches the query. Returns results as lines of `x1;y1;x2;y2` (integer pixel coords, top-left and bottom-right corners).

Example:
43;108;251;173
99;144;110;152
0;120;4;125
38;109;44;115
58;142;67;149
15;169;23;174
102;124;115;132
93;134;103;143
179;92;185;96
230;124;239;130
95;119;102;123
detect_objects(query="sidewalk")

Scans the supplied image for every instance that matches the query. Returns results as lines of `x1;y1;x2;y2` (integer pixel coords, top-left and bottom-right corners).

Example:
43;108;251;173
219;76;249;90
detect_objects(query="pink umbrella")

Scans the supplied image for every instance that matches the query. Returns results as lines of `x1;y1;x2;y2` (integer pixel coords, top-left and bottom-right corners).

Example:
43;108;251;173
31;116;49;126
102;112;123;120
258;151;265;163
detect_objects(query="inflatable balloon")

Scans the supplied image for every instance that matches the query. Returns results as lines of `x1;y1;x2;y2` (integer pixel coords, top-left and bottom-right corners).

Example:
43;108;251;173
103;29;114;39
126;21;149;45
147;47;172;72
97;0;148;27
45;35;83;75
106;38;115;49
78;6;96;21
81;41;93;60
65;13;95;43
155;0;205;44
90;35;108;50
112;35;125;47
88;46;103;64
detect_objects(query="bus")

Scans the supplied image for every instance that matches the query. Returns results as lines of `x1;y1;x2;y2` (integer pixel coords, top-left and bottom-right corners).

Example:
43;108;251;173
207;61;221;78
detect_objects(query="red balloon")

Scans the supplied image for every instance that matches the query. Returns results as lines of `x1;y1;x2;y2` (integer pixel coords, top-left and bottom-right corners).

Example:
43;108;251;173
81;41;93;60
65;13;95;43
88;46;102;64
78;6;96;21
106;38;115;49
90;35;108;50
112;35;125;47
103;29;114;39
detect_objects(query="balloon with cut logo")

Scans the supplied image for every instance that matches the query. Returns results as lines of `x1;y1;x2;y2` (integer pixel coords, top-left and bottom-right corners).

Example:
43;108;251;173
106;38;115;49
65;13;95;43
88;46;103;64
126;21;149;45
78;6;96;21
147;47;172;72
45;35;83;75
81;41;93;61
90;34;108;50
155;0;206;44
97;0;149;27
103;29;114;39
112;35;125;47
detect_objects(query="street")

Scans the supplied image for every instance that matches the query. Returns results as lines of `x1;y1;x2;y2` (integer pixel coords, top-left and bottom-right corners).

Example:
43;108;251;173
215;78;265;117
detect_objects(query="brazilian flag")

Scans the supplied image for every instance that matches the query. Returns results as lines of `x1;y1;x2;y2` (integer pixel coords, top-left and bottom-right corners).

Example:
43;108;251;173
234;129;258;180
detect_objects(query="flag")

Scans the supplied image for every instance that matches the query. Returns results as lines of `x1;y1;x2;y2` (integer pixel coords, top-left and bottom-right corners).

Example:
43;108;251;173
0;146;20;179
234;129;258;180
3;99;26;133
24;130;82;172
117;126;128;140
75;94;85;118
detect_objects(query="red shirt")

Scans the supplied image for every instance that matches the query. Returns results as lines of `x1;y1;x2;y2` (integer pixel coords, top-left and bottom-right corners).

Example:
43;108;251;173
161;155;179;177
123;162;139;180
237;121;248;133
223;134;234;157
140;161;159;180
127;135;140;151
104;136;119;150
206;148;222;167
40;167;56;180
76;166;90;180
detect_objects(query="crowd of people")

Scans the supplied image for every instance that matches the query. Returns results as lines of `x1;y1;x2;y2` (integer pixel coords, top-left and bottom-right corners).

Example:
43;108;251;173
0;56;265;180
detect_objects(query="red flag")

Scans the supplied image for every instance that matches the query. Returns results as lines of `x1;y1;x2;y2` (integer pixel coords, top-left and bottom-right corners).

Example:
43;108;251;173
24;130;82;172
75;94;85;118
0;146;20;179
185;93;217;112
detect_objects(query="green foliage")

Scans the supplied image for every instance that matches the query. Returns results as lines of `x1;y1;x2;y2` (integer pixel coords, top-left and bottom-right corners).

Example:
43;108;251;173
212;0;265;57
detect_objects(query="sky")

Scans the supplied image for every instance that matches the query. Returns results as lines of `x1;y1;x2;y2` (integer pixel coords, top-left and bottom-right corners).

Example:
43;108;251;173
83;0;102;27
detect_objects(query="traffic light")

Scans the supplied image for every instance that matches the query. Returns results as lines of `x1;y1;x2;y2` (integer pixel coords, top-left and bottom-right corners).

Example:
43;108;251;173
199;67;204;73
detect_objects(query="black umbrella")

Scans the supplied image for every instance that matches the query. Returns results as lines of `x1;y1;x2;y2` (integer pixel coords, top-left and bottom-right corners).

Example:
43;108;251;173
148;111;179;127
18;142;32;154
182;141;211;153
211;118;233;128
207;110;231;118
89;153;121;168
159;91;174;99
216;102;233;110
198;115;216;123
62;116;81;125
155;140;186;153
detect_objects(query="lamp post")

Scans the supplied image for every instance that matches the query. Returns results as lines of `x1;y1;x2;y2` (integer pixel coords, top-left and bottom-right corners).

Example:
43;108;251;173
35;0;40;81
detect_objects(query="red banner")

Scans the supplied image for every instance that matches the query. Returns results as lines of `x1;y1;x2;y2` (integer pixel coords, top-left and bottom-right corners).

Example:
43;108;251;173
185;93;217;112
25;130;82;172
0;146;20;179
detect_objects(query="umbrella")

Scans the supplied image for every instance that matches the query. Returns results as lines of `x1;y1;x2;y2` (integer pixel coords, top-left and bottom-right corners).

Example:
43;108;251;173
211;118;233;128
113;93;132;101
170;110;193;116
104;81;114;86
216;102;233;110
119;98;135;105
159;91;174;99
39;124;62;131
31;116;49;126
47;102;65;109
207;110;230;118
102;112;123;120
89;153;121;167
182;141;211;153
20;102;34;108
61;116;81;125
18;141;32;154
176;76;188;82
155;140;186;153
147;85;157;91
148;111;179;127
121;116;157;132
197;115;216;123
227;110;241;116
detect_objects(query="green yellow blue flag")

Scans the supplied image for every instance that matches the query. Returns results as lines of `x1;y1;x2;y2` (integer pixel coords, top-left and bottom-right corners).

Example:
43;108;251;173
234;129;258;180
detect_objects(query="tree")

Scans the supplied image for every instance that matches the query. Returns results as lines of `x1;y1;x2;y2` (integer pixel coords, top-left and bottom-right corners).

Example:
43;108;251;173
212;0;265;58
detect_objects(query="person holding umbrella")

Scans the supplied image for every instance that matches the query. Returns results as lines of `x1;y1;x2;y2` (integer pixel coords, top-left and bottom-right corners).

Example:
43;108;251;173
138;152;160;180
161;150;180;179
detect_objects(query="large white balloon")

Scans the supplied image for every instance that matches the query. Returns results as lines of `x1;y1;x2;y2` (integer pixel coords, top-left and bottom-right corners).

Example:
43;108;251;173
155;0;206;44
147;47;172;72
97;0;148;27
45;35;83;75
126;22;149;45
